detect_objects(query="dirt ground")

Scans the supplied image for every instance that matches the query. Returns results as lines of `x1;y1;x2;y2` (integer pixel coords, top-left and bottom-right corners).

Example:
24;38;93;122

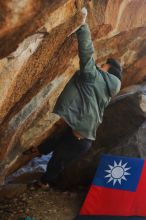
0;186;87;220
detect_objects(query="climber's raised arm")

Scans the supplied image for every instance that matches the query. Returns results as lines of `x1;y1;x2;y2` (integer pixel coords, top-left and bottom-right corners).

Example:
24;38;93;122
76;8;97;82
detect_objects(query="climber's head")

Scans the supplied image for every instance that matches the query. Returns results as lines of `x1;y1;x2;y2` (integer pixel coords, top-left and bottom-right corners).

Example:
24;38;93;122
100;58;122;81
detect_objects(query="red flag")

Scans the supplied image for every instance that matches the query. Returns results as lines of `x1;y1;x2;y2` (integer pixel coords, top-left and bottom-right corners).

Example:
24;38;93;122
77;155;146;219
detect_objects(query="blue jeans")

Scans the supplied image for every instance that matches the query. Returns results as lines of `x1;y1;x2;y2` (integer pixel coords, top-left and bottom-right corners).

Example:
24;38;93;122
38;128;93;184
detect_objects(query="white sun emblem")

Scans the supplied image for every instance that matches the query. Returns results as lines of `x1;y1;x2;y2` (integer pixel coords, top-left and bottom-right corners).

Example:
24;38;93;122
105;160;131;186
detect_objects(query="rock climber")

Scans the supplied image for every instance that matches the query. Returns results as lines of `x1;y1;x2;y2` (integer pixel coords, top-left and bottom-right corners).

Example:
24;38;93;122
25;8;122;189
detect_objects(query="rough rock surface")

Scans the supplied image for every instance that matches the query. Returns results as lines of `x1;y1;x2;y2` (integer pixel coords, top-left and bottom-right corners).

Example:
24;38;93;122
0;0;146;185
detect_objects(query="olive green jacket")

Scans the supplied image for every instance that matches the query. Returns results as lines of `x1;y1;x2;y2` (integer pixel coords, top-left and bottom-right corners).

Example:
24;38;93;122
53;24;121;140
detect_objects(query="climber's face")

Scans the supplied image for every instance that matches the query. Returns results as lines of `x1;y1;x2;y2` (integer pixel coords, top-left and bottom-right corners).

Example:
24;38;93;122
100;63;111;73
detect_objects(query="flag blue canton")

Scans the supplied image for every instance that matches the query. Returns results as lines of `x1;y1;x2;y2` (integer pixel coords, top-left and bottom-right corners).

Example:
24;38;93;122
92;155;144;192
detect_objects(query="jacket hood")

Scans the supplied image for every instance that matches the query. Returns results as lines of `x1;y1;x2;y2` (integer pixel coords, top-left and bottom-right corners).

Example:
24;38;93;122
103;72;121;97
96;66;121;97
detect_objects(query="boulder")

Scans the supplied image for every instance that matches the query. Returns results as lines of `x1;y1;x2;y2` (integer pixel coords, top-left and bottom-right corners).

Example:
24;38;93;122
0;0;146;184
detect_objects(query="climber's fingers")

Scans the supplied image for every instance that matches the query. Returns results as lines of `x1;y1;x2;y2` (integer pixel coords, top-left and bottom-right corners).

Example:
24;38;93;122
67;7;88;37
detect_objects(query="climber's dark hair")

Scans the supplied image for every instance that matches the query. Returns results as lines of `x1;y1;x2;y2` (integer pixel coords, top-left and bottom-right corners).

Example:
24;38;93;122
106;58;122;81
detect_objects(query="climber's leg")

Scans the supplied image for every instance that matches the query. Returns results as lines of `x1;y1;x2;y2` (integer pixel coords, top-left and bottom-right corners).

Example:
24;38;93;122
22;138;56;157
41;128;93;184
37;127;70;155
23;126;69;157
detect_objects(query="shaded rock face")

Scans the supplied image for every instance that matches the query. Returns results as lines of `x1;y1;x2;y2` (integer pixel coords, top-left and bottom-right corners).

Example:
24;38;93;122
0;0;146;185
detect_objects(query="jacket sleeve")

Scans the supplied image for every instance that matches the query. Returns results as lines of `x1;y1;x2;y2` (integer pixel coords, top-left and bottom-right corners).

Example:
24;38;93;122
76;24;97;82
